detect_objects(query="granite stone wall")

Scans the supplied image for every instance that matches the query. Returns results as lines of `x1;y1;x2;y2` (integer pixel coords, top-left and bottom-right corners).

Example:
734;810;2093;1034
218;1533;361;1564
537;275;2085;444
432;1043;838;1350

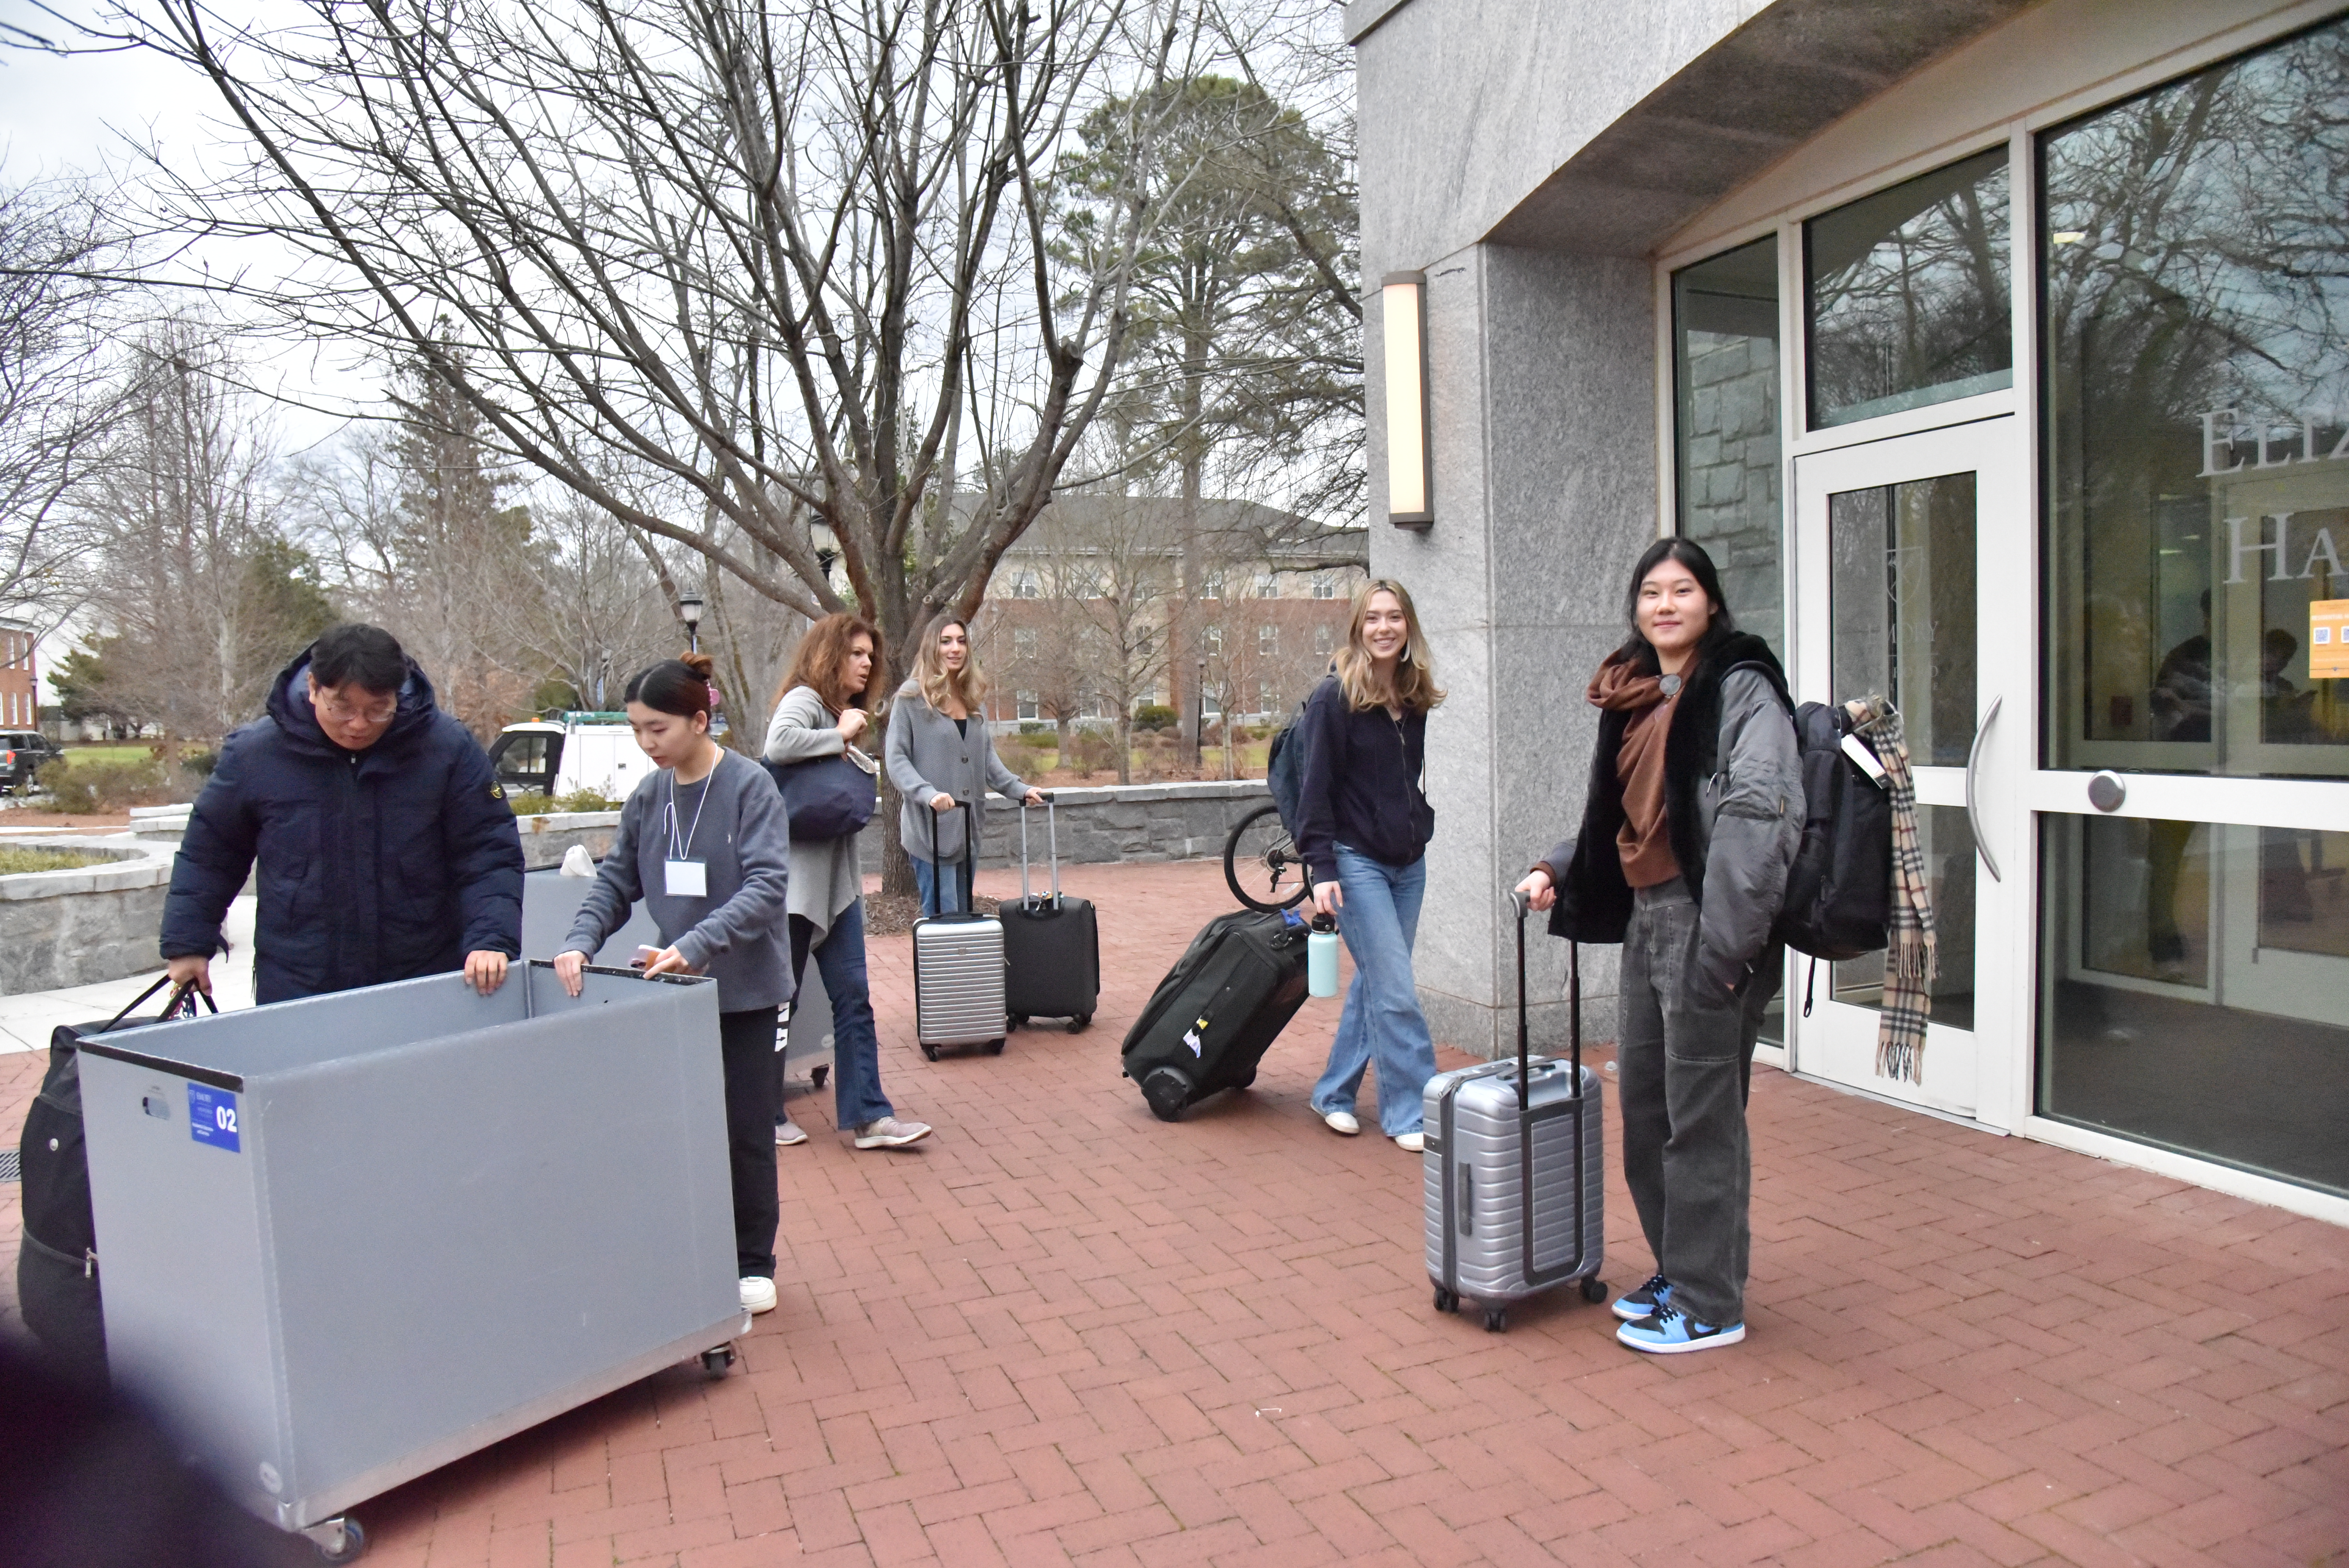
0;841;175;994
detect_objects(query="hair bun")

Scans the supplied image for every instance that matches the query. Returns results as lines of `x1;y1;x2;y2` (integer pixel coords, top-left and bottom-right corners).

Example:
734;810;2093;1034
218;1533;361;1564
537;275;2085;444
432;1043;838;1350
679;651;715;680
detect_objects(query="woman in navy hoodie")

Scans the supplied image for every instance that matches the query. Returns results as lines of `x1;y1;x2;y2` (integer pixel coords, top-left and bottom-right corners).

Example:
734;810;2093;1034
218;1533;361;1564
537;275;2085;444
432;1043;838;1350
1293;579;1445;1151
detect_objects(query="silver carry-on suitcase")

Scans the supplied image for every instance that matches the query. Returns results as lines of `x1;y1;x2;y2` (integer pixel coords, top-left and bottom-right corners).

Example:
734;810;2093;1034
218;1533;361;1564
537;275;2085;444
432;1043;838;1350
912;801;1008;1060
1424;889;1607;1332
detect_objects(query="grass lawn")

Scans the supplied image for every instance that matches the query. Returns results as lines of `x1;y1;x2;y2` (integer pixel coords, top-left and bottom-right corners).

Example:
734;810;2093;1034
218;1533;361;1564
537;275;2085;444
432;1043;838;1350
59;745;157;766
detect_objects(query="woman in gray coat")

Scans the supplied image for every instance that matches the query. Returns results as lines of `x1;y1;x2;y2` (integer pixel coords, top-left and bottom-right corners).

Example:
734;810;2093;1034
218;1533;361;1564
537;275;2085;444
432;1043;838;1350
763;613;932;1152
885;617;1043;917
1518;538;1800;1358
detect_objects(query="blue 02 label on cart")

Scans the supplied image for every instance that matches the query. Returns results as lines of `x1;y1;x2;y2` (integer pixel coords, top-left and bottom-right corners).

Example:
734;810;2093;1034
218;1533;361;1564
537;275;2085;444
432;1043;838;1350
187;1084;241;1152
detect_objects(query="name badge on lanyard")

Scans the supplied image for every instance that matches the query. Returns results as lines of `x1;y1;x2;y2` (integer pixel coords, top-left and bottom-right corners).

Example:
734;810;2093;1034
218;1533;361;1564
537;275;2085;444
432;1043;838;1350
665;772;712;898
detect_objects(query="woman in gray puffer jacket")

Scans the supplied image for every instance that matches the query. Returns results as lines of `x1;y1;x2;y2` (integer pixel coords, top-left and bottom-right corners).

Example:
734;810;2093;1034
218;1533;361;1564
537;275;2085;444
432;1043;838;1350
1517;538;1799;1359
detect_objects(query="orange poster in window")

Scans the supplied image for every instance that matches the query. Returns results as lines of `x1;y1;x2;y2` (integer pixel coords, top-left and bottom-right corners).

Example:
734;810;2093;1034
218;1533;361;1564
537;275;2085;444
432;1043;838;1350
2313;600;2349;681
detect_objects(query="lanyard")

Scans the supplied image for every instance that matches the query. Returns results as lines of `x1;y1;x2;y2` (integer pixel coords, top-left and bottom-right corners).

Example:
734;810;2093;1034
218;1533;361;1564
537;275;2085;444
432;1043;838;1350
665;766;713;862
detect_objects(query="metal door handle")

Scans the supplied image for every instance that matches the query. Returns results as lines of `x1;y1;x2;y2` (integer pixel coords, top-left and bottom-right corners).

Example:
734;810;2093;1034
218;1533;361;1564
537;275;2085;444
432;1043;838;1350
1966;695;2001;883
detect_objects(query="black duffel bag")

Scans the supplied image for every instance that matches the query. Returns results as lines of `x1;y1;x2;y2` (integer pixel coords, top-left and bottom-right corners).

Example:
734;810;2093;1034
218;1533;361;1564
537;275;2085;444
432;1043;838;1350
762;747;878;842
18;976;213;1383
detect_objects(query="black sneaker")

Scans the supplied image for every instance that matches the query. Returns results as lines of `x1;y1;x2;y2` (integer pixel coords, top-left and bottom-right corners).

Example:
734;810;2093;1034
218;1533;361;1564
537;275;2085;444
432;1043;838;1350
1611;1274;1670;1322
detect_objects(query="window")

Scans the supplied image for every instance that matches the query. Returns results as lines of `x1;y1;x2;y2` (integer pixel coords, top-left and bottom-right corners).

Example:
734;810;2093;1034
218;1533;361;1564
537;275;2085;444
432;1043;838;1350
1314;624;1333;656
1258;624;1278;656
1199;572;1223;600
1013;628;1038;661
1205;625;1223;656
1254;572;1278;599
1016;690;1039;720
1312;573;1336;600
1805;147;2012;429
1258;680;1276;714
1136;628;1153;661
1009;569;1041;600
1673;233;1784;653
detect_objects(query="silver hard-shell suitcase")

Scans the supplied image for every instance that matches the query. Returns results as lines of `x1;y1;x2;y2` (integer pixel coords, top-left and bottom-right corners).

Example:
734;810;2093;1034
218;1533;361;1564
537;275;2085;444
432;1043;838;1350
1424;891;1606;1331
912;801;1008;1060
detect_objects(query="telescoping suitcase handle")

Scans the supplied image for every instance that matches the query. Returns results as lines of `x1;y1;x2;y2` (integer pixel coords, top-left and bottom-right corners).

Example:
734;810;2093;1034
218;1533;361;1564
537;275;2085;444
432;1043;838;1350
1499;887;1590;1291
926;796;981;881
1017;791;1062;909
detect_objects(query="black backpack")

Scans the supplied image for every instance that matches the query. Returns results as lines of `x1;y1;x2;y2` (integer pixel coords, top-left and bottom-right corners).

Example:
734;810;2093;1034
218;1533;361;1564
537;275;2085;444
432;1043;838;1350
1772;701;1893;961
1265;692;1314;837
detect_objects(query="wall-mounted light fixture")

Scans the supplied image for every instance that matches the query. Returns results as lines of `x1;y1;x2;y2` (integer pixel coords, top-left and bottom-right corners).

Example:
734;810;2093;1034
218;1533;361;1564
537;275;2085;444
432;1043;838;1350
1382;271;1432;529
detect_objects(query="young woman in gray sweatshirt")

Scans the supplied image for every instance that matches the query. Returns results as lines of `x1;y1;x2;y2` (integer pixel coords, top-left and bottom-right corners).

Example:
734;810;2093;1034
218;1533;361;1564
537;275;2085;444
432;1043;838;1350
555;652;792;1317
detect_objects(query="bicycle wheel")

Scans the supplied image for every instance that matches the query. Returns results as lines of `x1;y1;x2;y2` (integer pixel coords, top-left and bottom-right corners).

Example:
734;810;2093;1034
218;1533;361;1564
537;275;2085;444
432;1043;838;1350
1223;803;1309;912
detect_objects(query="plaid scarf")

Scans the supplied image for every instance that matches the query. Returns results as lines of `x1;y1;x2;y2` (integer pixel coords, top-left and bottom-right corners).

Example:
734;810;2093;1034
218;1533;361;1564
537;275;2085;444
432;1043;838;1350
1852;698;1936;1083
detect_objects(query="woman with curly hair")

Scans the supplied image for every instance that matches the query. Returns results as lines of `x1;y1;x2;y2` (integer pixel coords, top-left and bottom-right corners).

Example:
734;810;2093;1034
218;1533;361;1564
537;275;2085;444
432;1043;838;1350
763;614;932;1151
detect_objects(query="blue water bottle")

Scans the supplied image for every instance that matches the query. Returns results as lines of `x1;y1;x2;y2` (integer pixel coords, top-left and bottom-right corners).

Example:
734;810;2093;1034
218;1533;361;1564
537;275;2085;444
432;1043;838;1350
1308;914;1340;998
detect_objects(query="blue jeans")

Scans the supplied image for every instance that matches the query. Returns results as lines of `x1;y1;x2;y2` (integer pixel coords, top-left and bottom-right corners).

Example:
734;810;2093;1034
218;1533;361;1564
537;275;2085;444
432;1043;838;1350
912;855;972;918
1310;845;1440;1136
790;900;894;1129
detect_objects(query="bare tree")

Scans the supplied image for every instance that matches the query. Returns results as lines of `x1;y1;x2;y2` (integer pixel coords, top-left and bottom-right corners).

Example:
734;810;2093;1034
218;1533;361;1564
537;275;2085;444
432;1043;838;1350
0;174;127;625
76;323;334;757
121;0;1227;887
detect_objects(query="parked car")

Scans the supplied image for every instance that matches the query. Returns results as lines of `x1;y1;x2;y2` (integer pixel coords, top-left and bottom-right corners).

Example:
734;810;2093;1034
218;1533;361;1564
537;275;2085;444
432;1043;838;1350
0;731;61;795
486;714;644;804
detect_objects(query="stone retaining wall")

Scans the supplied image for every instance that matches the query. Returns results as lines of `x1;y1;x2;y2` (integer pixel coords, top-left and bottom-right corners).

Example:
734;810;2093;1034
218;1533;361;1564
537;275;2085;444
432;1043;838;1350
0;840;177;994
518;782;1272;878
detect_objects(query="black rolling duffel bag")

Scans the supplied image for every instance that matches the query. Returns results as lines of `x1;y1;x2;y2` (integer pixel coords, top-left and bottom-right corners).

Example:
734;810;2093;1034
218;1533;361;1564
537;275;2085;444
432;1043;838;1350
18;976;212;1381
1120;907;1310;1121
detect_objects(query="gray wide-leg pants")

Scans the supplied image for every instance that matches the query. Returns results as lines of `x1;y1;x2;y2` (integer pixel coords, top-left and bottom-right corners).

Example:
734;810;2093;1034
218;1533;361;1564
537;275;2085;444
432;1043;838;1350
1615;877;1782;1329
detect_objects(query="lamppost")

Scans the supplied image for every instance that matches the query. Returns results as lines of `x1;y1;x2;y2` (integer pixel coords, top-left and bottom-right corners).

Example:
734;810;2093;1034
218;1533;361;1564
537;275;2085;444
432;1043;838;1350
1195;655;1207;770
677;593;704;655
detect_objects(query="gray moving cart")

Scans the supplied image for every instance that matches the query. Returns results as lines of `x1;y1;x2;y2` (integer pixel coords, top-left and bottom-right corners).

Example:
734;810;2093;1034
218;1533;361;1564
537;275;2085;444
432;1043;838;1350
522;864;832;1089
76;963;747;1561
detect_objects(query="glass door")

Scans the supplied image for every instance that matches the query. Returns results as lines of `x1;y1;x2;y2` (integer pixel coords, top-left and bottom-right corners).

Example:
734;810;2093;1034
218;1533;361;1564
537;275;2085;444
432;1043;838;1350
1788;418;2028;1123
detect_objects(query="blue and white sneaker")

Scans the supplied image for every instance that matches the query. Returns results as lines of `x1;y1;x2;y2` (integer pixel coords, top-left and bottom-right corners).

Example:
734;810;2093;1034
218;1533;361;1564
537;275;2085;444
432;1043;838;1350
1616;1303;1744;1354
1611;1274;1670;1322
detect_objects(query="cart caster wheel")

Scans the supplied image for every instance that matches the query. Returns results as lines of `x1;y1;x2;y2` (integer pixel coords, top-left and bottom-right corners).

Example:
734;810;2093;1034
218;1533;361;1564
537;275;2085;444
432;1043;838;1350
1433;1285;1457;1313
1483;1307;1508;1333
700;1344;736;1379
984;1037;1006;1055
921;1044;939;1062
1069;1014;1090;1033
309;1516;367;1562
1580;1276;1608;1304
810;1064;829;1089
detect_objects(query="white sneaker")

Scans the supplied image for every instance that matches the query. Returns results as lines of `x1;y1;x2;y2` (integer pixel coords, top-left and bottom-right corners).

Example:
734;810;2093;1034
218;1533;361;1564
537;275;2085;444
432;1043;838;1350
774;1119;809;1146
740;1276;777;1314
854;1116;933;1149
1393;1131;1426;1153
1322;1110;1361;1136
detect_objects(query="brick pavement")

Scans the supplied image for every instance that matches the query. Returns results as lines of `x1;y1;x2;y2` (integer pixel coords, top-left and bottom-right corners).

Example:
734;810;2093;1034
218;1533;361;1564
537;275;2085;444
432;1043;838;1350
2;857;2345;1565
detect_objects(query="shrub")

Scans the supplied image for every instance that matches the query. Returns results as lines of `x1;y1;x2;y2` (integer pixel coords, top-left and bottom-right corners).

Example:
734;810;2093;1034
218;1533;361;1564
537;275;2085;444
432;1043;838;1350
553;786;622;813
0;846;109;875
183;748;221;779
506;790;558;816
1132;703;1178;732
38;756;177;814
1064;732;1116;777
1018;720;1051;736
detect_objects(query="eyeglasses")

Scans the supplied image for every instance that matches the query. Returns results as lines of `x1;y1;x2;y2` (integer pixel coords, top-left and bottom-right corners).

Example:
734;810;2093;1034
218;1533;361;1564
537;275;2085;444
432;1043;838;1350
317;693;398;725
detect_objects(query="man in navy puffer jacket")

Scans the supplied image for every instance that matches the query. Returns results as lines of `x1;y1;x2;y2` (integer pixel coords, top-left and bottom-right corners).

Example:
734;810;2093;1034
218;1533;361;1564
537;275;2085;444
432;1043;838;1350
160;624;525;1005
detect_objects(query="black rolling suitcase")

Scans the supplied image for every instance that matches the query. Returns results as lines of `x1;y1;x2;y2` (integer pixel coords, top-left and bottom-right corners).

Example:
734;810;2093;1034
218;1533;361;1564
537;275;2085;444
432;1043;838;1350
1003;796;1098;1032
17;976;213;1382
1120;907;1310;1121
